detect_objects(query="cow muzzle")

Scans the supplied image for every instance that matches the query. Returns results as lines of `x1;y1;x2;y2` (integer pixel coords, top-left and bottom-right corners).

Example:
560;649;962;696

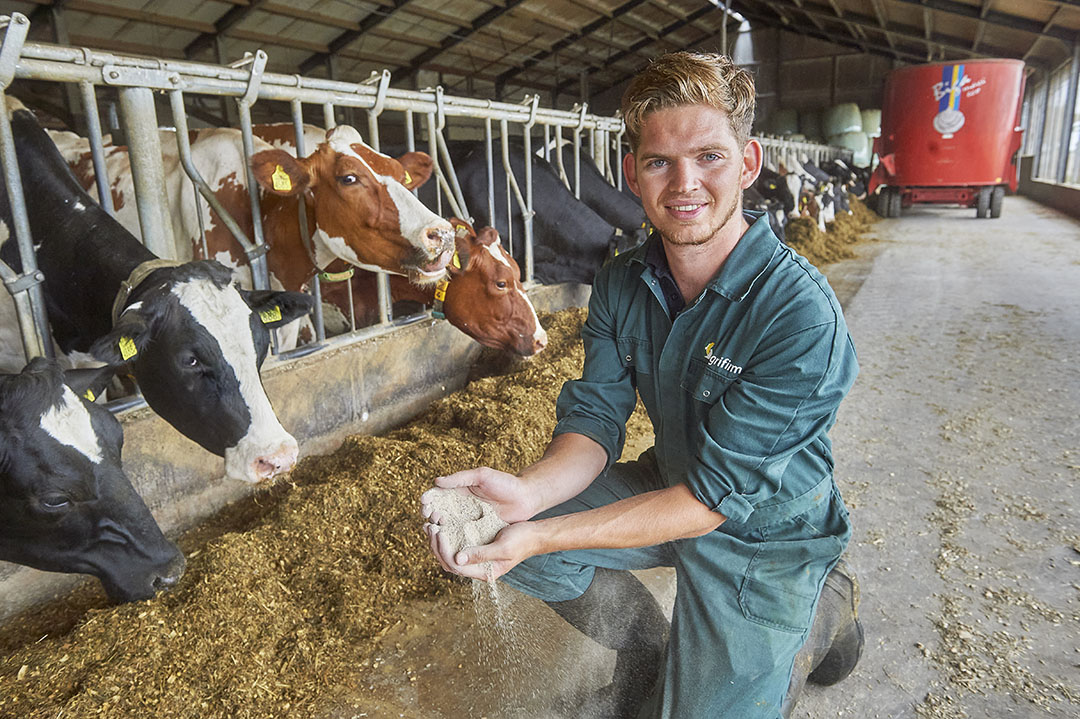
252;441;300;482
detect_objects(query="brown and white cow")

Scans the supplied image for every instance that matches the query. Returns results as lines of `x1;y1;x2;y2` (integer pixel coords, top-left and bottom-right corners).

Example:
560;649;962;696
50;123;456;294
320;220;548;356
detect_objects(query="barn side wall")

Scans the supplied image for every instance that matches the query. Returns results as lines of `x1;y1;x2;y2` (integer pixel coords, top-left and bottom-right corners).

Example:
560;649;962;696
1017;155;1080;220
0;283;591;621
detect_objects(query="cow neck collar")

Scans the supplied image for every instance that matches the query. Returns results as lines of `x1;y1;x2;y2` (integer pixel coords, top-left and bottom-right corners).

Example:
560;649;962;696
111;258;183;325
430;249;467;319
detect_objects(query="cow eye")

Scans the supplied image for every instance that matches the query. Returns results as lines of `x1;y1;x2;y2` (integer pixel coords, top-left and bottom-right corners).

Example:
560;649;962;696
339;174;359;186
495;280;508;290
183;354;199;368
40;494;71;511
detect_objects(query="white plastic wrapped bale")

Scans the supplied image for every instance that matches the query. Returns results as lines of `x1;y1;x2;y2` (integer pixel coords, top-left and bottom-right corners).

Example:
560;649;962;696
861;108;882;138
824;103;863;137
769;108;799;136
828;131;872;167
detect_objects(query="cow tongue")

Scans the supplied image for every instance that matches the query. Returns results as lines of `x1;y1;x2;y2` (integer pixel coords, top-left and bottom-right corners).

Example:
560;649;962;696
418;248;452;274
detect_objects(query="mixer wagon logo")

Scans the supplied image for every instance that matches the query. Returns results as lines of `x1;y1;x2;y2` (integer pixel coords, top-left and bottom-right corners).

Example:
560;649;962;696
931;64;980;136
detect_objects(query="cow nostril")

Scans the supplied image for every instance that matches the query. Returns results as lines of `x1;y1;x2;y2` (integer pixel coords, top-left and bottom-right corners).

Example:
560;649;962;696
153;573;181;591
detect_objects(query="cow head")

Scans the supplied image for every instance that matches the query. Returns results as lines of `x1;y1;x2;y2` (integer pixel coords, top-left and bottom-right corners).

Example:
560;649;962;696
89;261;314;483
250;126;455;285
441;220;547;357
0;359;185;602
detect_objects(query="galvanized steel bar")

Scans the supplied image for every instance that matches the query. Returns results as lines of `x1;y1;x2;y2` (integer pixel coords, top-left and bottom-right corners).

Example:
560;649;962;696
484;118;495;228
323;102;337;130
168;90;258;264
0;14;51;360
290;98;329;342
235;51;271;292
78;80;114;217
522;95;540;284
116;86;175;259
363;71;392;326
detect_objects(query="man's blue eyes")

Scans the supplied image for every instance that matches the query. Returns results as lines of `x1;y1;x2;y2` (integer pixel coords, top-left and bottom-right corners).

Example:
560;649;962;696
648;154;722;167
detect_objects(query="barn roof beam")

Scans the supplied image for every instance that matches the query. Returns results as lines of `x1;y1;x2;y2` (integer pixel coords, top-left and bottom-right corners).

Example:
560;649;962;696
494;0;653;91
550;3;732;97
866;0;900;56
765;0;1019;61
297;0;416;76
733;2;931;65
390;0;532;85
824;0;870;53
891;0;1078;48
184;0;268;60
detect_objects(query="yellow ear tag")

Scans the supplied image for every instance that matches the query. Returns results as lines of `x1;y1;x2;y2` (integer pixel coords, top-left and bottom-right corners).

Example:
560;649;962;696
272;165;292;192
259;305;282;324
451;252;461;269
83;389;96;402
118;336;138;361
403;170;413;185
433;281;448;303
454;224;469;239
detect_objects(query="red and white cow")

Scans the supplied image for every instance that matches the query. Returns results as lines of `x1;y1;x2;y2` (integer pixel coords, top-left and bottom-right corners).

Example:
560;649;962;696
320;220;548;356
51;123;456;295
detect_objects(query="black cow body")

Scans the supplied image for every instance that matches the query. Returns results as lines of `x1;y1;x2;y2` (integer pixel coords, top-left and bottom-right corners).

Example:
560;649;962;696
418;140;628;285
0;358;184;602
0;106;313;483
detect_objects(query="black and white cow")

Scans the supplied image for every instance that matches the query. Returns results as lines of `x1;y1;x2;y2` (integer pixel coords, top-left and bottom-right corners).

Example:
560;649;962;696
419;140;627;285
0;358;185;602
548;142;649;253
0;104;314;483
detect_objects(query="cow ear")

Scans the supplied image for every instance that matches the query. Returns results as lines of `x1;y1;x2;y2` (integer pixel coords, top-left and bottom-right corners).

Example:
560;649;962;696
63;365;121;403
88;311;153;366
251;150;312;197
241;290;315;329
474;226;500;247
397;152;434;190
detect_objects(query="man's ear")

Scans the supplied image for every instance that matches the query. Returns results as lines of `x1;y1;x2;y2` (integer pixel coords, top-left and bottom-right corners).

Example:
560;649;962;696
88;310;153;366
741;138;764;190
622;152;641;197
251;150;313;197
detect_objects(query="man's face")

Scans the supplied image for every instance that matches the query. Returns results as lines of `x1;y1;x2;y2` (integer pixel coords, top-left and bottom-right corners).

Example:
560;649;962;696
624;104;762;248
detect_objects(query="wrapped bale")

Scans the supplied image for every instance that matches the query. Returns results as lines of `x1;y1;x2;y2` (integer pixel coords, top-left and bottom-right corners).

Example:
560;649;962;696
860;108;882;138
828;131;872;167
823;103;862;137
769;108;799;136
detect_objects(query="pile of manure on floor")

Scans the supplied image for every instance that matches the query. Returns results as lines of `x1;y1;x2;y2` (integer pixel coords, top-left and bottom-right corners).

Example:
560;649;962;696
0;306;643;719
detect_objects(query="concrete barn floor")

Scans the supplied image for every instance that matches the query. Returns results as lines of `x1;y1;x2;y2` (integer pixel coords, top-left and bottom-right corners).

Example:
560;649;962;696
328;195;1080;719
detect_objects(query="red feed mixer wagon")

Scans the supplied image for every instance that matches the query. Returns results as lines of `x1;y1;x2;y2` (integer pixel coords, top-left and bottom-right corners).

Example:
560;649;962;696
870;59;1025;219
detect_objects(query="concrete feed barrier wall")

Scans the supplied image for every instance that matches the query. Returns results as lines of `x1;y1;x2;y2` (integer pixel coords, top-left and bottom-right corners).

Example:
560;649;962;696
0;283;590;621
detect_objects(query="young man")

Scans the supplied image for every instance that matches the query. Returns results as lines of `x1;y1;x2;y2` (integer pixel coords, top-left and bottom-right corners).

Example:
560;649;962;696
422;52;862;718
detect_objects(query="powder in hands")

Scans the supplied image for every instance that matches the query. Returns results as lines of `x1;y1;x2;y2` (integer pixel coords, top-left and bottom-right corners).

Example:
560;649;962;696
426;487;508;557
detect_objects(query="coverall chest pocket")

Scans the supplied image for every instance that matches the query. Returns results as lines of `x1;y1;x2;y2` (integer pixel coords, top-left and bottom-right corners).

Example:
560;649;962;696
680;356;739;403
616;337;654;374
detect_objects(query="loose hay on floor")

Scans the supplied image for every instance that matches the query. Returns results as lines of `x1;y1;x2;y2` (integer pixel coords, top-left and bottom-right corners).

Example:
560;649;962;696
0;307;639;719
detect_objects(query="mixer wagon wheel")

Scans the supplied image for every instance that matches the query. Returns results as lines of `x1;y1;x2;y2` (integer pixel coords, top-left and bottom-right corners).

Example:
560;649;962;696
976;187;991;219
888;188;902;218
990;186;1004;218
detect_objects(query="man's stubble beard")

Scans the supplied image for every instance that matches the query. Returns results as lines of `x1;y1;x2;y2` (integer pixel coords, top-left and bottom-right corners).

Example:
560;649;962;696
659;190;740;248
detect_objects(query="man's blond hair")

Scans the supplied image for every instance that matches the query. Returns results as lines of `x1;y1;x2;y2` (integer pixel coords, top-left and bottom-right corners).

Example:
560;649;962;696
621;52;756;150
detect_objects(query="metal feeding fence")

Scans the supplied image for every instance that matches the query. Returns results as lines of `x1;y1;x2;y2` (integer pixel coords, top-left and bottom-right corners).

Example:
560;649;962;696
1;9;849;410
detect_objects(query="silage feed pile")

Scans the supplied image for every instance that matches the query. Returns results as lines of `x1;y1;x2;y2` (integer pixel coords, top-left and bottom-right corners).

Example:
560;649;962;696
784;197;880;269
0;307;649;719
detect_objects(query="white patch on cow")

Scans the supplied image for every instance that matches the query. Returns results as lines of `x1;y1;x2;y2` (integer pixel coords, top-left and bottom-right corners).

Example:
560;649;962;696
311;228;404;276
326;126;392;167
517;288;545;345
485;243;512;269
386;181;451;252
171;278;297;483
40;386;103;465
